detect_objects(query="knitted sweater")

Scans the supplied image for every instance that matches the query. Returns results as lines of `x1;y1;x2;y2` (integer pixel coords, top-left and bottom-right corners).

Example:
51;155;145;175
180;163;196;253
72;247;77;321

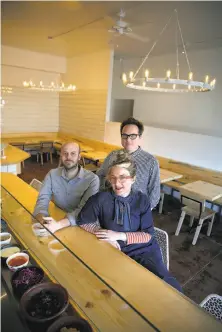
97;147;160;209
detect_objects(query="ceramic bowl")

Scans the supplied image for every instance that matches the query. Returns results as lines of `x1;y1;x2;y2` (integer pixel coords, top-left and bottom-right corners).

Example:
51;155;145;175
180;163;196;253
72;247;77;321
0;232;12;246
6;252;29;272
48;240;66;256
1;244;21;265
32;223;50;237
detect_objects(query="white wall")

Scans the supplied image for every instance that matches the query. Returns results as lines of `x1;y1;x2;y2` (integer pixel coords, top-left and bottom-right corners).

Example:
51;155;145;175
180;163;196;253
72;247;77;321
111;47;222;138
1;46;66;133
59;49;113;141
104;122;222;171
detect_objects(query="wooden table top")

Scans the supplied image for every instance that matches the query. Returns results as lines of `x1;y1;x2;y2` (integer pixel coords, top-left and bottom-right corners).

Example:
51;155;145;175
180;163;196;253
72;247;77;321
180;180;222;202
1;145;30;165
160;168;183;184
1;172;221;332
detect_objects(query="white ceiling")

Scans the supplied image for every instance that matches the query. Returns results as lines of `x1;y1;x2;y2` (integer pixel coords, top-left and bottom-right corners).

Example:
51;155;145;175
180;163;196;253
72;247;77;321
2;1;222;58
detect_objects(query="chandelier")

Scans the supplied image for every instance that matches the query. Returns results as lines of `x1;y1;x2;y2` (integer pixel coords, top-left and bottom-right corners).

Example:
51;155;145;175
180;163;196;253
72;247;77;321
22;80;76;92
122;9;216;93
0;86;12;108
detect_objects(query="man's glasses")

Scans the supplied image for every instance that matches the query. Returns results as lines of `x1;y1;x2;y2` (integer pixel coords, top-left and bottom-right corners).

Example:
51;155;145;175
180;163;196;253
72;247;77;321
121;134;140;140
109;176;132;184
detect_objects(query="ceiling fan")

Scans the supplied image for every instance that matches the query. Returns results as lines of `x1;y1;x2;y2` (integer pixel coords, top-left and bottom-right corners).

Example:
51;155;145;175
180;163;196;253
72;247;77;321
108;9;150;43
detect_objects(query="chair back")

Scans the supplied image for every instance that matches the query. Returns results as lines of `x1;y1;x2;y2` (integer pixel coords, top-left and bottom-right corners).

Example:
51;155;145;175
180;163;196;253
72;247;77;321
30;179;42;192
11;142;25;150
154;227;169;270
200;294;222;321
40;141;54;149
180;188;206;214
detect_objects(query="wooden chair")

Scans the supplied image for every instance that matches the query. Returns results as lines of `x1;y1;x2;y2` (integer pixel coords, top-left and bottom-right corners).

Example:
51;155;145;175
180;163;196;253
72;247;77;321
80;156;99;173
175;189;216;245
39;141;54;166
24;143;42;164
30;179;42;192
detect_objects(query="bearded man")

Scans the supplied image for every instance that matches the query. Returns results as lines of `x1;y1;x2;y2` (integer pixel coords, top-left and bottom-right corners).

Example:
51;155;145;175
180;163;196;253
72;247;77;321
33;142;99;229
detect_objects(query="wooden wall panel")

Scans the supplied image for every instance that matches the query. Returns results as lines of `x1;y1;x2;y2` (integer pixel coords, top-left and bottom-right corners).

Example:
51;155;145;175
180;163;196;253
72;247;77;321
1;87;59;133
59;89;107;141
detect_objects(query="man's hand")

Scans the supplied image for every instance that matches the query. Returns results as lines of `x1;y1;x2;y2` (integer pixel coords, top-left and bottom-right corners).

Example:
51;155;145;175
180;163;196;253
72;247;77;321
43;217;62;234
95;230;126;242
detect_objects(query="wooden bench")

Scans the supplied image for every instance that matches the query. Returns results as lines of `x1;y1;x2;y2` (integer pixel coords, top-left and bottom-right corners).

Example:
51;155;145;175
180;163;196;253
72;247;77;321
156;156;222;208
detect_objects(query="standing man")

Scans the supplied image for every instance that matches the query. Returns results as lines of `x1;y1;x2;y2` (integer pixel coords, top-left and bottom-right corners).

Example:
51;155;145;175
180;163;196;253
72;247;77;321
97;117;160;210
33;142;99;231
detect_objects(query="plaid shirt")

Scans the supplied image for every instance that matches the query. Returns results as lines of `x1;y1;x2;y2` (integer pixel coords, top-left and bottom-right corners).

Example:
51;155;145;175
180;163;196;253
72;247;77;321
97;147;160;209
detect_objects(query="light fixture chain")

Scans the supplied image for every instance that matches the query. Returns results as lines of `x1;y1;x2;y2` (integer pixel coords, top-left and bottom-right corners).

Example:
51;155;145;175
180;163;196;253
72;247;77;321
133;13;173;79
175;9;191;73
175;12;180;79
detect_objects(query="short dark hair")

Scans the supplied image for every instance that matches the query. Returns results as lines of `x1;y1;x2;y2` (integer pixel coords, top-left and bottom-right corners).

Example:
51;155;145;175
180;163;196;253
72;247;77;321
120;117;144;136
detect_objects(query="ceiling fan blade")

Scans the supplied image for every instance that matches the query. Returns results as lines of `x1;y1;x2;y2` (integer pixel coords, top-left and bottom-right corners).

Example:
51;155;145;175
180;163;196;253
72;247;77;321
126;32;150;43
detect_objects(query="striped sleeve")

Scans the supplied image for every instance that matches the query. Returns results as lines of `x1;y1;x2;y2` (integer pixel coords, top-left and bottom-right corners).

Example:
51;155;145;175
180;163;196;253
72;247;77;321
80;223;101;234
126;232;151;245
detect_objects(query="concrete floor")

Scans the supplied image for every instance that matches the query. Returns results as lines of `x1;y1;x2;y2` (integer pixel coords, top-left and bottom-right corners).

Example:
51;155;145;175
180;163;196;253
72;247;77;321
20;155;222;305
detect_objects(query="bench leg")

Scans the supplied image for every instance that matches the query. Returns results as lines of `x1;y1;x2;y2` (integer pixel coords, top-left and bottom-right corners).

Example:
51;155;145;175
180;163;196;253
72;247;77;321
158;192;165;214
189;216;195;227
207;214;215;236
192;219;203;245
50;152;53;164
40;153;44;166
175;210;186;236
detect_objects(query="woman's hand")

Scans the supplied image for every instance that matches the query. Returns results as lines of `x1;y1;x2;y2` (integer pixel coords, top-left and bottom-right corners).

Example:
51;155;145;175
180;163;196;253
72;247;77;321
43;217;62;234
108;240;121;250
95;230;126;242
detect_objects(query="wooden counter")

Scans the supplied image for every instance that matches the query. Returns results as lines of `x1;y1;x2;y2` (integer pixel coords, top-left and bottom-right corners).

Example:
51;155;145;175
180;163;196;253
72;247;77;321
1;145;30;175
1;173;221;332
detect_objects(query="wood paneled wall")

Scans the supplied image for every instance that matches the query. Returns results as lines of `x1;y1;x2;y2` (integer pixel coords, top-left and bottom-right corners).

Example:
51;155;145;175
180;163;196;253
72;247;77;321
1;87;59;133
59;89;107;141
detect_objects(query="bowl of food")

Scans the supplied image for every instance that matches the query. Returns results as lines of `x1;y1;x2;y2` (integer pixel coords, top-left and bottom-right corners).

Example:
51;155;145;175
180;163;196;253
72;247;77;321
46;316;93;332
11;266;44;299
1;244;21;265
0;232;12;246
48;240;66;257
6;252;29;272
32;223;50;237
20;282;69;324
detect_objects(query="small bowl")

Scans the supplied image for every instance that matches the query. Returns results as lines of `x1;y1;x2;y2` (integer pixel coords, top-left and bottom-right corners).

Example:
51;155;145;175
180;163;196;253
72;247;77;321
46;316;93;332
6;252;29;272
0;232;12;246
1;244;21;265
48;240;66;256
11;266;44;299
20;282;69;323
32;223;50;237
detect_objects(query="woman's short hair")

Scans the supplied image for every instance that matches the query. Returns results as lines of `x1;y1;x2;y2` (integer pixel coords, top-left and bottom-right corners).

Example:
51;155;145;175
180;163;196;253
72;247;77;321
107;151;136;178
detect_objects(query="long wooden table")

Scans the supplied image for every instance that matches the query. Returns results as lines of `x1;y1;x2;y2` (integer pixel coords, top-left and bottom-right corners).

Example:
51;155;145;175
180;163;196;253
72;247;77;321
1;173;222;331
180;180;222;202
160;168;183;184
0;145;30;175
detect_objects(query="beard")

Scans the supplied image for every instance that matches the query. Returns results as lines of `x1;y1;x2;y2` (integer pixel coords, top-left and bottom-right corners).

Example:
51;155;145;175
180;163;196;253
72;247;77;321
62;160;79;170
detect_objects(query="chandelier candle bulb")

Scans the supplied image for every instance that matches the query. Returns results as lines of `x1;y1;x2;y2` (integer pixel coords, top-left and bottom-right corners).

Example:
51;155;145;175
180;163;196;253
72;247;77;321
142;81;146;87
145;70;149;79
166;70;171;79
157;83;160;88
205;75;209;84
173;84;176;90
122;73;127;84
129;71;134;80
188;72;193;81
188;85;191;90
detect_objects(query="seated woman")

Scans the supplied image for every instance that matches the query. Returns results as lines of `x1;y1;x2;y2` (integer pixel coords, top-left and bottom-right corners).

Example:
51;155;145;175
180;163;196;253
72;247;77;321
77;151;182;292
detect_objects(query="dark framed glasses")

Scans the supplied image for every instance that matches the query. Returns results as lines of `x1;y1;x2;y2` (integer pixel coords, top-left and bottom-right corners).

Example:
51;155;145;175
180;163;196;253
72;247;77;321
121;133;140;140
